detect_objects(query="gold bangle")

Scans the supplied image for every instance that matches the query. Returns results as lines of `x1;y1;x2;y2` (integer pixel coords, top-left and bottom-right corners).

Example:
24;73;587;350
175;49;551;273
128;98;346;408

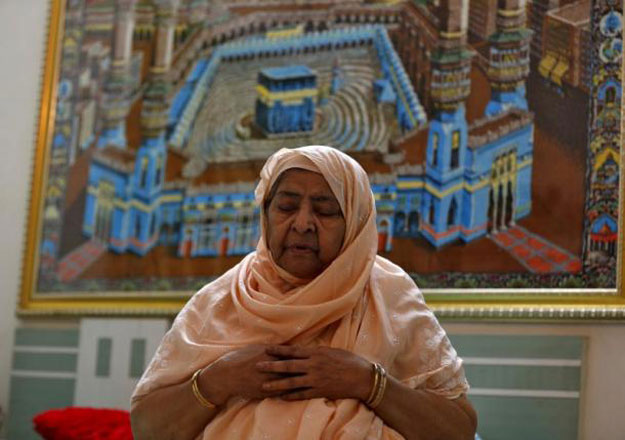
365;362;379;405
371;365;387;408
365;362;381;406
369;364;388;409
191;368;217;410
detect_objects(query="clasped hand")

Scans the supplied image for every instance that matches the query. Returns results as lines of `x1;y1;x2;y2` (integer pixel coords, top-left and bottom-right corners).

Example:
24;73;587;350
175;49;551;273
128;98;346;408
208;344;372;404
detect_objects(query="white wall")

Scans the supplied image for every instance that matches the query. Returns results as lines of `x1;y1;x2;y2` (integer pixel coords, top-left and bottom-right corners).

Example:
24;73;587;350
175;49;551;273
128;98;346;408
1;1;625;440
0;0;48;433
74;319;168;409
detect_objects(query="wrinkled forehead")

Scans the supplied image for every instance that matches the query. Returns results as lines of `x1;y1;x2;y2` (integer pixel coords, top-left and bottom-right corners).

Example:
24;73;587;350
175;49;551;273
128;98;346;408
256;154;346;214
269;168;339;202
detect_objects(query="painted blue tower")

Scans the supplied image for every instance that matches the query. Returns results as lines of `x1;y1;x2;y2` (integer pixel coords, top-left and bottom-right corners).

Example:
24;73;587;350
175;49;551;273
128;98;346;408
424;106;470;247
97;0;138;148
484;0;532;117
330;58;344;95
484;73;529;117
128;136;167;255
83;1;176;256
423;0;473;248
123;1;181;255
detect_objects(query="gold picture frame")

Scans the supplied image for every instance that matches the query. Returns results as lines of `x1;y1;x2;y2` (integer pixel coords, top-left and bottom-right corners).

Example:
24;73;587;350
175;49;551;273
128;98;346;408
19;0;625;319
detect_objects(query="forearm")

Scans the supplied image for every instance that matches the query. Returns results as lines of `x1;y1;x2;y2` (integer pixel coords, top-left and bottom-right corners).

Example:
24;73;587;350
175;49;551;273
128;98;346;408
370;376;477;440
130;372;223;440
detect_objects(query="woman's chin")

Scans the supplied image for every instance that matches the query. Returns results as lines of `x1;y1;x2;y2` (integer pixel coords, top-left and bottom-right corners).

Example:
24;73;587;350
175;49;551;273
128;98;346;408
278;257;322;279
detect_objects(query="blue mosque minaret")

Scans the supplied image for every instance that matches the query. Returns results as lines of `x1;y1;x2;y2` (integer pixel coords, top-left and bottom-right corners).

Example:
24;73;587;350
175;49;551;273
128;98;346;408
422;0;474;247
484;0;533;116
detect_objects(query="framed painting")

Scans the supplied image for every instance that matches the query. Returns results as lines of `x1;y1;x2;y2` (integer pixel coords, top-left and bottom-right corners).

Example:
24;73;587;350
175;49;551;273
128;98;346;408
19;0;625;319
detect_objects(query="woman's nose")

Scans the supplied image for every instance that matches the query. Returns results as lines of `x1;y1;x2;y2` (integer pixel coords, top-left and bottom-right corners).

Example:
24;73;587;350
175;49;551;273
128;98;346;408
292;206;315;233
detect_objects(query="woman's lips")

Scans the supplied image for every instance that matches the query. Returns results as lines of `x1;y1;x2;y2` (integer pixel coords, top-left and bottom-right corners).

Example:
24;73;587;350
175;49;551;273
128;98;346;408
286;245;317;254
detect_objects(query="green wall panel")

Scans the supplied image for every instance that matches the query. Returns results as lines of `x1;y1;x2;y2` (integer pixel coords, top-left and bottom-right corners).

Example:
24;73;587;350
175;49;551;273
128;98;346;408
96;337;112;377
7;377;75;440
464;364;581;391
12;352;77;373
449;335;584;359
14;328;79;348
129;338;146;378
471;395;579;440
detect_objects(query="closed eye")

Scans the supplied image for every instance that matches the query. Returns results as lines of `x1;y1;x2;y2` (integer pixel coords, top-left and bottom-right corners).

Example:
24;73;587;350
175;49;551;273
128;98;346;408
316;209;342;217
313;201;342;217
277;205;297;212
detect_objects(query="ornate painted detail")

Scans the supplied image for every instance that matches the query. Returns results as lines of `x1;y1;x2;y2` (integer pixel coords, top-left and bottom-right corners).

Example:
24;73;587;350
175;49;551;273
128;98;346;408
39;0;87;282
582;0;622;283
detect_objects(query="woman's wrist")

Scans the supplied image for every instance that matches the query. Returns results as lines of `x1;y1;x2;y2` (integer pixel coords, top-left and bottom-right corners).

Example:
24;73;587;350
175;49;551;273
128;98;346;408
197;362;230;407
355;361;376;402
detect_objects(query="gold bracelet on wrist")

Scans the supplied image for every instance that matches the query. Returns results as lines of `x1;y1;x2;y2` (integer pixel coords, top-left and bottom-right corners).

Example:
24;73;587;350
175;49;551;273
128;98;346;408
365;362;380;405
369;363;387;408
365;362;387;409
191;368;218;410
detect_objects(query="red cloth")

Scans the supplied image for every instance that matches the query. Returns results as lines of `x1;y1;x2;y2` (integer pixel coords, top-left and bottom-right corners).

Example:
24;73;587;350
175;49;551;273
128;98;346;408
33;407;133;440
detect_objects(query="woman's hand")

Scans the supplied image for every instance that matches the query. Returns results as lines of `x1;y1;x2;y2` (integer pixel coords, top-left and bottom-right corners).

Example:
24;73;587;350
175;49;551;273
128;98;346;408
199;344;286;405
256;345;373;401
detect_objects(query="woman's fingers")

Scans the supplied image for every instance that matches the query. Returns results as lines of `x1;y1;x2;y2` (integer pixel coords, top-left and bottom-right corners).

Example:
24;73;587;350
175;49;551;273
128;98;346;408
265;345;311;359
256;359;309;374
262;374;311;391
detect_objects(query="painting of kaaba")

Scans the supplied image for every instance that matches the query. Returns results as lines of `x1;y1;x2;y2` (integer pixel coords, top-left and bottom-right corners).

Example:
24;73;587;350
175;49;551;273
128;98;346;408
21;0;624;315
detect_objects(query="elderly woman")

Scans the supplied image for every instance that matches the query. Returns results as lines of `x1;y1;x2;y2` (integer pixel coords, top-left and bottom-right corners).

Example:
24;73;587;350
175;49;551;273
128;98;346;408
130;146;477;440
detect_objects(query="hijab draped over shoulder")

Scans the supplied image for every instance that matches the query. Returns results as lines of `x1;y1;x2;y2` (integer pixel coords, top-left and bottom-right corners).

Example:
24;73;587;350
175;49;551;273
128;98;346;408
132;146;468;439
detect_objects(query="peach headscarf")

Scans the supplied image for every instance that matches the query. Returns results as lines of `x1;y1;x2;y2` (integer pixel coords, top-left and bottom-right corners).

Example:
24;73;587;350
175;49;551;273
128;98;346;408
132;146;468;440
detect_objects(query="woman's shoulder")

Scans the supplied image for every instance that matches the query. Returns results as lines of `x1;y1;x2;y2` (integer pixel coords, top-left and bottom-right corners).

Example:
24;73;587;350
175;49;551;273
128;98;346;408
371;255;426;305
175;260;242;319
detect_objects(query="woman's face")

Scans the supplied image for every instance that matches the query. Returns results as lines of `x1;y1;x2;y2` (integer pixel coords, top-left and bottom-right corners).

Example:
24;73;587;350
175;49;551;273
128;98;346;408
265;169;346;279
